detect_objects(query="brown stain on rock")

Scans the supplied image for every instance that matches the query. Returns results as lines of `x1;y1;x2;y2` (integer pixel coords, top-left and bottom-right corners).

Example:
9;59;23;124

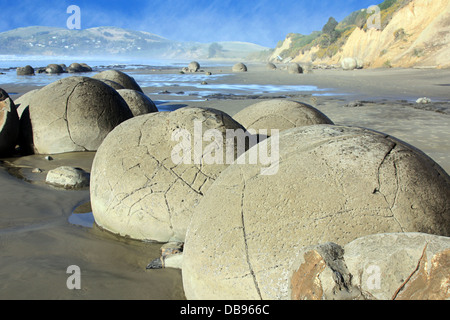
291;250;326;300
394;246;450;300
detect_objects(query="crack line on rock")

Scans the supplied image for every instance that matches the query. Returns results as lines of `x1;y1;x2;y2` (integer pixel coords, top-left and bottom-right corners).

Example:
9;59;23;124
239;170;263;300
65;81;88;151
391;242;428;300
375;142;404;230
145;149;204;196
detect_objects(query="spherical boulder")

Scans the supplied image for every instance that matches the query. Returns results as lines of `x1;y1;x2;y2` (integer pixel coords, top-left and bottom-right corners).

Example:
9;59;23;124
45;64;64;74
232;62;247;72
188;61;200;72
90;107;246;243
99;79;125;90
182;125;450;300
46;166;90;189
232;99;334;136
16;65;35;76
287;62;303;74
341;57;358;70
27;76;133;154
266;62;277;70
92;69;143;92
67;62;92;73
0;88;20;156
116;89;158;116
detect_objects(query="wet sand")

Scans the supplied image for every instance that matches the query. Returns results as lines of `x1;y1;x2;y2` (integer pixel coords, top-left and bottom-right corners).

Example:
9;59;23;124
1;63;449;299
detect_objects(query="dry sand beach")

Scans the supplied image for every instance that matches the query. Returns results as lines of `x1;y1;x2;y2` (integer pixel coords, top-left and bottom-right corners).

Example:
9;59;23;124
0;63;449;299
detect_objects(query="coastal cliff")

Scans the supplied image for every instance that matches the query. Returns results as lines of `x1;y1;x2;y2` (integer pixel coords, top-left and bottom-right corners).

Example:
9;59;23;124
270;0;450;69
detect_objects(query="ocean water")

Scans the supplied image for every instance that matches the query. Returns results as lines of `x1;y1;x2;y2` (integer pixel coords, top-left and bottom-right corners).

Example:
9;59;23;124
0;55;333;99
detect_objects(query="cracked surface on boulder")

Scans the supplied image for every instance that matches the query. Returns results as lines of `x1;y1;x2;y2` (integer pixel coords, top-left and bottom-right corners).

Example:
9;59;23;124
27;77;133;154
90;107;246;242
182;125;450;300
289;233;450;300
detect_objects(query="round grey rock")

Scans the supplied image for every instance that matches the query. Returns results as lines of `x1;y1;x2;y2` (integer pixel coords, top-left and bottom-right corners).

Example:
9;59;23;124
341;57;358;70
17;65;35;76
232;99;334;135
182;125;450;300
287;62;303;74
46;166;90;189
92;70;143;92
90;107;246;243
45;64;64;74
266;62;277;70
232;63;247;72
27;76;133;154
116;89;158;116
188;61;200;72
67;63;92;73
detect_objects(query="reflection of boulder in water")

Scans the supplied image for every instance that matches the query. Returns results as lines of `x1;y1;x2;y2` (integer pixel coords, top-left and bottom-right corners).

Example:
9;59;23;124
182;125;450;300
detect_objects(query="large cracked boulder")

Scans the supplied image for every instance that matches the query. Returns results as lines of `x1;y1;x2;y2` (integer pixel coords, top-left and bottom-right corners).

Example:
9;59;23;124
116;89;158;116
0;88;20;156
92;69;143;92
289;233;450;300
233;99;334;135
26;76;133;154
182;125;450;300
90;107;246;243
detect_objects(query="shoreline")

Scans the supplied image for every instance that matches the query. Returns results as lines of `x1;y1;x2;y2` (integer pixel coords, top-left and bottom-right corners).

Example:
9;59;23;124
0;63;449;299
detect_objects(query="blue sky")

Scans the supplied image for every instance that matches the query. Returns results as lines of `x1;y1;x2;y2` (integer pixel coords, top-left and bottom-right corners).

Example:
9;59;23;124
0;0;382;47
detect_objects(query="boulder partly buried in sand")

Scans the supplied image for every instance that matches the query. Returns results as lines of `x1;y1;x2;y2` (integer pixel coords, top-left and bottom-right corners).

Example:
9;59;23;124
27;76;133;154
287;62;303;74
92;69;143;92
0;88;20;156
232;62;247;72
116;89;158;116
232;99;334;135
188;61;200;72
90;107;246;243
182;125;450;300
289;233;450;300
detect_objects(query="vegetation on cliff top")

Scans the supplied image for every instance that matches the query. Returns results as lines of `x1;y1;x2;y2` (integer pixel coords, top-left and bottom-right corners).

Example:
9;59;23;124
275;0;412;60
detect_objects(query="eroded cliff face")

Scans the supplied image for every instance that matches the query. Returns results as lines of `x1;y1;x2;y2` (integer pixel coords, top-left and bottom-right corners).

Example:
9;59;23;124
272;0;450;68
